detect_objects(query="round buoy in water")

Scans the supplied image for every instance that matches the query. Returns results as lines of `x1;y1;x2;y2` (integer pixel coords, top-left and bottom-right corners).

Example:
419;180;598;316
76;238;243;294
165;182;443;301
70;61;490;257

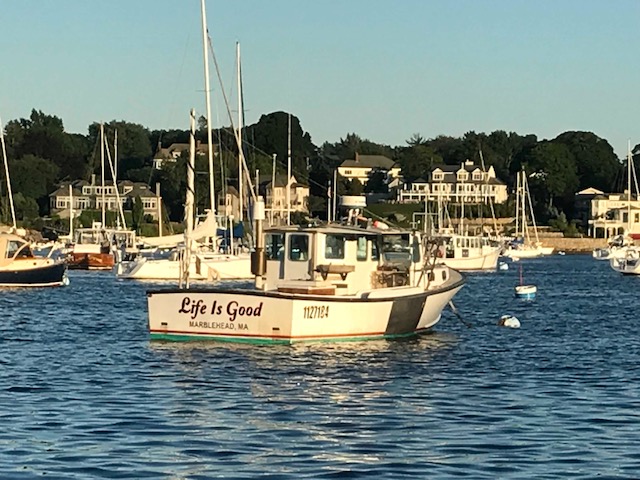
498;314;520;328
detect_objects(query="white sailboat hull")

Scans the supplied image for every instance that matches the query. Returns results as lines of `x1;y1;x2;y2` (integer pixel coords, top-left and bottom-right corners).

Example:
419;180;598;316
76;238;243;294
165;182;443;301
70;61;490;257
147;275;464;344
117;252;253;281
503;244;554;259
440;248;501;271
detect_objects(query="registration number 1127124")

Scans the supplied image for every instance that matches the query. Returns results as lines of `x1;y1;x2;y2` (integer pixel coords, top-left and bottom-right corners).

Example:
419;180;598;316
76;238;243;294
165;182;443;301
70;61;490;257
303;305;329;319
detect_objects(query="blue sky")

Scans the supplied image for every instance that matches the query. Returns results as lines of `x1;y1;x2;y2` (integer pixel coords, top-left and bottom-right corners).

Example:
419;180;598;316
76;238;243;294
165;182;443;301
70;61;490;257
2;0;640;157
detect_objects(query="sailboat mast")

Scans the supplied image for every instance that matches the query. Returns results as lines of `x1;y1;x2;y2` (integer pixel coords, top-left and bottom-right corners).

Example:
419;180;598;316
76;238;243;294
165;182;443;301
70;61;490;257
69;184;74;239
460;163;465;235
0;118;17;230
287;113;292;225
236;41;244;222
515;171;520;239
271;153;276;225
628;141;632;235
200;0;216;216
100;123;106;227
181;109;197;289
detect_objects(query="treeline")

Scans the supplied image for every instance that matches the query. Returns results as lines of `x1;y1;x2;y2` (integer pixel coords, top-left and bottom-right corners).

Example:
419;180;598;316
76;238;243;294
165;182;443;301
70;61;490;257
0;108;634;232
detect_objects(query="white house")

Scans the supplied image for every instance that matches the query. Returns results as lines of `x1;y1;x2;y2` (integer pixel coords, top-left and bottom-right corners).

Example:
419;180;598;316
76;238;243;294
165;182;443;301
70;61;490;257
397;160;508;205
337;153;400;186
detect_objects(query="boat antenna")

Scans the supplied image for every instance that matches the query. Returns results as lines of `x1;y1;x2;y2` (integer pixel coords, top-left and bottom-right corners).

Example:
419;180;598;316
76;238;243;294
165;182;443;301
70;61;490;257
0;117;17;231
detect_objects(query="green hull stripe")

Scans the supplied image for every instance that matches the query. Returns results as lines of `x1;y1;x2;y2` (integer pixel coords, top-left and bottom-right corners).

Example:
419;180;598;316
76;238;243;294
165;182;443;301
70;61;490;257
149;330;425;345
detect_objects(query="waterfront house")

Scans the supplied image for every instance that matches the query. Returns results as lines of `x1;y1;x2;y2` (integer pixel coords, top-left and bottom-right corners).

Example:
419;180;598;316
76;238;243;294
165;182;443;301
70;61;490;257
397;160;508;205
49;176;161;220
337;154;401;187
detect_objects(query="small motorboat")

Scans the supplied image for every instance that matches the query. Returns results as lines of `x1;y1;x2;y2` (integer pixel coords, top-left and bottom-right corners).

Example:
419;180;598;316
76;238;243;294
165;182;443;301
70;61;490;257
514;284;537;300
514;264;536;299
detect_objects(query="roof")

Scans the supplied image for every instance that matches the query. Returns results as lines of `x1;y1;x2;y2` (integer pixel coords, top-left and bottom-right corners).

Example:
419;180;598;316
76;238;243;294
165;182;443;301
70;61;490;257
265;223;409;238
339;154;396;170
429;162;505;185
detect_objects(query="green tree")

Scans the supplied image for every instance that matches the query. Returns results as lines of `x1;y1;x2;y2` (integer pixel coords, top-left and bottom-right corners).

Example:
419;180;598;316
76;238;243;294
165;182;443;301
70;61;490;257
8;155;59;214
88;121;153;181
13;192;39;221
553;131;620;192
524;142;579;218
364;168;388;194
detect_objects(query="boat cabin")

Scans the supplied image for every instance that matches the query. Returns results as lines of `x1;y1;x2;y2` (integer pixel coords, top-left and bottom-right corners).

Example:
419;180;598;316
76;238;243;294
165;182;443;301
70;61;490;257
262;225;449;295
73;223;137;255
0;233;36;267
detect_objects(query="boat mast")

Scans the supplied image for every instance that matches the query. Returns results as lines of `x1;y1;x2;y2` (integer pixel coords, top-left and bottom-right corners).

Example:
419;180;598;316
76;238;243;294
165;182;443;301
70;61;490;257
271;153;276;225
236;41;244;223
460;163;465;235
514;171;520;239
100;123;106;228
69;184;74;239
181;109;197;289
287;113;292;225
479;149;499;236
524;172;540;244
0;117;17;231
200;0;216;217
627;141;632;236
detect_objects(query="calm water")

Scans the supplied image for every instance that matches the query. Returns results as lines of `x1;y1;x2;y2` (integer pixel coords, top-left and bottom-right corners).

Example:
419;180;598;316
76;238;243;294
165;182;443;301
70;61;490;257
1;256;640;479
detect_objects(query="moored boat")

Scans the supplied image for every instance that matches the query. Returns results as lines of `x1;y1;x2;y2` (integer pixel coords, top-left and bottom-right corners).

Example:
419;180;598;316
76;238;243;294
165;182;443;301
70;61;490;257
0;233;67;287
147;219;465;344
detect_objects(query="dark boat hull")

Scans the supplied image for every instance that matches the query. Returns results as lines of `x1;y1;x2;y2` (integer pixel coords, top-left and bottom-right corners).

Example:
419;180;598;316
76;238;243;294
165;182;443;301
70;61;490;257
0;262;67;287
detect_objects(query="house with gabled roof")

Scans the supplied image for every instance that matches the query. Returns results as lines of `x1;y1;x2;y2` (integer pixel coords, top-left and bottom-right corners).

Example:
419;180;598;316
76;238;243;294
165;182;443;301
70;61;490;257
397;160;508;204
49;175;162;220
256;174;310;224
152;140;212;169
337;153;401;186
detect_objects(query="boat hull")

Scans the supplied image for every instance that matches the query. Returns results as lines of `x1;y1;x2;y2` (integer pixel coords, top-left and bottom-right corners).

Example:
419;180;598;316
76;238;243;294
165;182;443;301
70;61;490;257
147;280;464;344
117;254;252;281
67;252;114;270
0;262;67;287
441;248;501;271
515;284;537;299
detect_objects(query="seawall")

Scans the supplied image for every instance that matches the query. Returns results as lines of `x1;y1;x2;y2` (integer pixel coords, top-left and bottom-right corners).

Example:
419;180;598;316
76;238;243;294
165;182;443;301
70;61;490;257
537;236;604;253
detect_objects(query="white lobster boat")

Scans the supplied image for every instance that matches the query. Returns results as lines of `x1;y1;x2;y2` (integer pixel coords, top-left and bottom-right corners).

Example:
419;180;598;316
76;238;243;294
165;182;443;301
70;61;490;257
147;220;465;344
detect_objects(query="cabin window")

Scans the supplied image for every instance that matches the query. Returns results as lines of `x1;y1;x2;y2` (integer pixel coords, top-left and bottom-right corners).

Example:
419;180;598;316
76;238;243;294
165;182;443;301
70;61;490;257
325;234;345;259
289;234;309;261
357;236;367;261
5;240;23;258
371;241;380;260
266;233;284;260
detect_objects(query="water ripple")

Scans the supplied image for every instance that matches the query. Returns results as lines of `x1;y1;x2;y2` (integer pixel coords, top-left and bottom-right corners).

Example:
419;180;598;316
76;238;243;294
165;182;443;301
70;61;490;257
1;258;640;477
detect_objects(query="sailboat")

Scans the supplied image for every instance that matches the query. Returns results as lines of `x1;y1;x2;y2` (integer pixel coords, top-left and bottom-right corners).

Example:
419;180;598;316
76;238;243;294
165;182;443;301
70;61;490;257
609;145;640;274
0;117;68;287
116;0;253;281
502;170;554;259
